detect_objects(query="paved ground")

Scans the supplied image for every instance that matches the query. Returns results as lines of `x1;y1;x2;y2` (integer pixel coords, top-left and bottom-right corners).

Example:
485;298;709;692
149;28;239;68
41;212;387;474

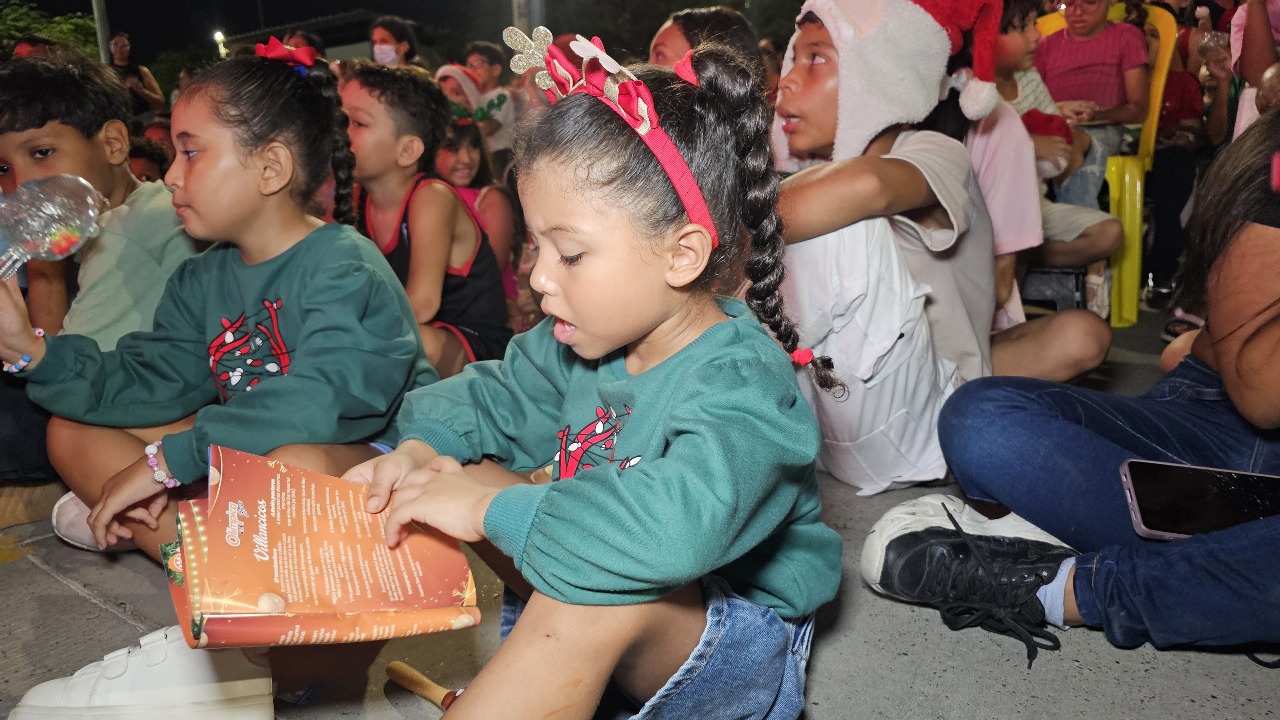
2;310;1277;719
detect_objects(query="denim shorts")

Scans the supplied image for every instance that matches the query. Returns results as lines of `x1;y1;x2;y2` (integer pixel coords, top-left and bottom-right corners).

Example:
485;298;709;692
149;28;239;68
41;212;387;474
500;576;815;720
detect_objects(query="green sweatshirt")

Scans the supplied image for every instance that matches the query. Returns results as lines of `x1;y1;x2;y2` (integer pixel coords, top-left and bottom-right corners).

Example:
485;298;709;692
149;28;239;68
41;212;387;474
24;224;438;483
398;298;842;618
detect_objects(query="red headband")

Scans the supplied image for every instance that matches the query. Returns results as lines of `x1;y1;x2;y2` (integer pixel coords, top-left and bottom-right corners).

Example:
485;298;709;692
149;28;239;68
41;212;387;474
505;29;719;248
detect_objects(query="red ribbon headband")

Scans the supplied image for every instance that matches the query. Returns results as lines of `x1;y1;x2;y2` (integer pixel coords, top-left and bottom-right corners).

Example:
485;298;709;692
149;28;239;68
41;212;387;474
504;29;719;248
255;37;317;68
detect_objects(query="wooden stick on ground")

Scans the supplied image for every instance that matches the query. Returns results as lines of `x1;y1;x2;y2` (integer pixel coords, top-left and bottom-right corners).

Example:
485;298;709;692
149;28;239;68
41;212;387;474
386;660;458;710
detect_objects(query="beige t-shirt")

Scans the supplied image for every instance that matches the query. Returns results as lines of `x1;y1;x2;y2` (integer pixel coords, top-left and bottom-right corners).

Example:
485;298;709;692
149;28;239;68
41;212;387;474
884;130;996;382
61;181;196;350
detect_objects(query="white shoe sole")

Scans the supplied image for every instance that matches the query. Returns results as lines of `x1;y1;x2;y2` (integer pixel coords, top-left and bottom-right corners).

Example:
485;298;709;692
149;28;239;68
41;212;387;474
860;494;1072;592
9;694;274;719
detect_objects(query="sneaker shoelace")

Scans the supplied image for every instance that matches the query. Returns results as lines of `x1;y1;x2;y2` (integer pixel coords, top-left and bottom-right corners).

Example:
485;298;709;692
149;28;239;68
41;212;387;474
931;507;1062;668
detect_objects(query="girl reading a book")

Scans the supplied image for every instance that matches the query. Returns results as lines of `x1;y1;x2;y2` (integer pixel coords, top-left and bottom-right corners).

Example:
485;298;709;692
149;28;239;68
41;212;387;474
346;35;844;719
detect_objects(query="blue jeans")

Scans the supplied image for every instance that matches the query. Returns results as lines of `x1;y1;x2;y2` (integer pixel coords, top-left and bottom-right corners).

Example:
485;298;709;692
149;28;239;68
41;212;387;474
0;373;55;482
500;577;814;720
939;358;1280;647
1055;125;1125;210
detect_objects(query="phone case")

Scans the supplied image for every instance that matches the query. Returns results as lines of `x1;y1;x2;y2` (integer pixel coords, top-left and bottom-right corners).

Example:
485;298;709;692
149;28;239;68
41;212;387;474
1120;461;1189;541
1120;459;1280;541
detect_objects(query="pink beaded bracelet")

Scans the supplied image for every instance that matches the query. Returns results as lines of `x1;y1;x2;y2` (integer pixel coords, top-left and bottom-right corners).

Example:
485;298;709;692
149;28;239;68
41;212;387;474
144;441;180;489
3;328;45;374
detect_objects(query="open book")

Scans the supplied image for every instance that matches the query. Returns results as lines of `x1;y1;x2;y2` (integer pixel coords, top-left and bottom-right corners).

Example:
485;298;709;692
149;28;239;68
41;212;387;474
164;446;480;648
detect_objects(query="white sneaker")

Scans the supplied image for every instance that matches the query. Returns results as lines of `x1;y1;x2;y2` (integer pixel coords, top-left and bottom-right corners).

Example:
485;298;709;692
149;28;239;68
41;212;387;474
860;494;1073;591
51;492;136;553
9;626;273;719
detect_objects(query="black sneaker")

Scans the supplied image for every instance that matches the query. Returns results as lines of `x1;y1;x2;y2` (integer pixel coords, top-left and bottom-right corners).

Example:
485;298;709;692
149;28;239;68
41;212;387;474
860;494;1077;667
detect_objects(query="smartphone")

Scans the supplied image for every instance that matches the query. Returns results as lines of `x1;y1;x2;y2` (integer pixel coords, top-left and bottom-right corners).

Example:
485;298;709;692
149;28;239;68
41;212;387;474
1120;459;1280;540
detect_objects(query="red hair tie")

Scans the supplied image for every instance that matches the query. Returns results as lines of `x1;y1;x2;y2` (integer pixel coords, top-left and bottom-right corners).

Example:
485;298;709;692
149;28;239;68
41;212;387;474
673;50;699;86
1272;151;1280;193
255;37;317;68
790;348;815;366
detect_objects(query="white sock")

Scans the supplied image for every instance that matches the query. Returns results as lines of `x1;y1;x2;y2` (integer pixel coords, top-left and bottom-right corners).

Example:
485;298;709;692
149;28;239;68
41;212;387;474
1035;557;1076;630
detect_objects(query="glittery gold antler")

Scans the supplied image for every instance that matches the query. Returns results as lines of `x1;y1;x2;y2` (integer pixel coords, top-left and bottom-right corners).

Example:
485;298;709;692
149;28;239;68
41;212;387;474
503;26;558;94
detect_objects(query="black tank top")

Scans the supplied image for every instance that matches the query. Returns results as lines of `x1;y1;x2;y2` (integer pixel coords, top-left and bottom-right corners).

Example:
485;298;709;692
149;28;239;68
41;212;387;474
356;174;511;341
111;62;151;117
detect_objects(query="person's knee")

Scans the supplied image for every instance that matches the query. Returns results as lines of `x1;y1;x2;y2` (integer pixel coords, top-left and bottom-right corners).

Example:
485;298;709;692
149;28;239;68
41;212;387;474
939;378;1011;443
46;416;87;466
265;444;320;470
1082;218;1124;258
1056;310;1112;375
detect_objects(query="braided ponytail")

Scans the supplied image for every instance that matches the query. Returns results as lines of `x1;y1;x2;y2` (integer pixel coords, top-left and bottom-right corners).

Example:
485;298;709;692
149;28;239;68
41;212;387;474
685;46;845;396
308;65;355;225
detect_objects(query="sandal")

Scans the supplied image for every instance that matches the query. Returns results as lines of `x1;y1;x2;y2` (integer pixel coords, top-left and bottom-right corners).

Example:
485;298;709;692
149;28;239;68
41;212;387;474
1161;308;1205;343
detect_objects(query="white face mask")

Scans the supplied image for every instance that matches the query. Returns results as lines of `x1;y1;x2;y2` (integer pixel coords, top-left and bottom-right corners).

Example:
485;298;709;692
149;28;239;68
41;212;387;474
372;43;399;66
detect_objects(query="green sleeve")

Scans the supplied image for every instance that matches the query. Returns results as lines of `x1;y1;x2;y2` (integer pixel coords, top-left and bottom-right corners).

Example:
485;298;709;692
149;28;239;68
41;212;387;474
396;320;572;469
25;258;218;442
159;260;428;482
483;354;819;605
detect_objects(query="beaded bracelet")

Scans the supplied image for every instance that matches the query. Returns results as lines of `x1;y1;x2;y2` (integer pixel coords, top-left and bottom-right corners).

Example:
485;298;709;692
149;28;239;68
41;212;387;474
3;328;45;374
144;440;180;489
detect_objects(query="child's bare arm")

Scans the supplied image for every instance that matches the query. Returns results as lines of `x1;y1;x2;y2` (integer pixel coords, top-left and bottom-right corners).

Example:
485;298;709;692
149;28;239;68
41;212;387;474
1241;0;1279;87
1091;66;1149;125
476;187;515;272
778;156;940;244
24;259;68;335
403;183;461;323
994;253;1018;309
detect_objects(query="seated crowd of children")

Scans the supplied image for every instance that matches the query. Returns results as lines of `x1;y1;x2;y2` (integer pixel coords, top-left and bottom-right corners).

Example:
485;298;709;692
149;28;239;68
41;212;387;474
0;0;1277;717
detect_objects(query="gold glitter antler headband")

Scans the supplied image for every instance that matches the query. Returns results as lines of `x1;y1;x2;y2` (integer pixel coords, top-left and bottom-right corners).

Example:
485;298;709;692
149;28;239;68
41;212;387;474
503;27;718;246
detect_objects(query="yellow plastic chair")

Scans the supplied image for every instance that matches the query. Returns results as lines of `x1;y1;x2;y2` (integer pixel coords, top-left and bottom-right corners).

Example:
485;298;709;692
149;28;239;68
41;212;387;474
1036;3;1177;327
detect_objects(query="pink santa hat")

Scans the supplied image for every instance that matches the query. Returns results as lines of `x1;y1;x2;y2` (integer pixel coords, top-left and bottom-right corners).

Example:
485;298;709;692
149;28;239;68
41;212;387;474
772;0;1001;171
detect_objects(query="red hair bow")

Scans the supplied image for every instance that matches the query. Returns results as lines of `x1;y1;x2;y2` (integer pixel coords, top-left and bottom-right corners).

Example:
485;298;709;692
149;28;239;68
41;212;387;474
255;37;317;68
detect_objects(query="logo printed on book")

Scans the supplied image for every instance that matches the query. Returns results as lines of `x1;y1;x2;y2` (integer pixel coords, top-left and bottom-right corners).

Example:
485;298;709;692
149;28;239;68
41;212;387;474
225;501;248;546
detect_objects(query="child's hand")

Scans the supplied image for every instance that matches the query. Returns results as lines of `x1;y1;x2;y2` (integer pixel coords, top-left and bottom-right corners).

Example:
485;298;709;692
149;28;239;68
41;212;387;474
1207;53;1233;82
1057;100;1098;124
1031;134;1071;165
382;456;498;546
345;440;439;513
87;456;170;550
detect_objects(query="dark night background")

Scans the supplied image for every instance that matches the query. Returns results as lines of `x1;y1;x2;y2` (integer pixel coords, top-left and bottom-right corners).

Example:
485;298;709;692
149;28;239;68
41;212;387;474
30;1;503;63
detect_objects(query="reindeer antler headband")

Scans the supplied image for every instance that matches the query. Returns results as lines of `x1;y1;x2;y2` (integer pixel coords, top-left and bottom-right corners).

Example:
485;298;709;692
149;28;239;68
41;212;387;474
503;27;719;248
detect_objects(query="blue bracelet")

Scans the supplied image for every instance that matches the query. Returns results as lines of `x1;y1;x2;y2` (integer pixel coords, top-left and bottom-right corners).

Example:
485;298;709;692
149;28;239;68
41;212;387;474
3;328;44;374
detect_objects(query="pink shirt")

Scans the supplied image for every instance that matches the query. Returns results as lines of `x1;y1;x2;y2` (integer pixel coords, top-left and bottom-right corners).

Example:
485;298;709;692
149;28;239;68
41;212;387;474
964;102;1043;331
1230;0;1280;72
1035;22;1148;108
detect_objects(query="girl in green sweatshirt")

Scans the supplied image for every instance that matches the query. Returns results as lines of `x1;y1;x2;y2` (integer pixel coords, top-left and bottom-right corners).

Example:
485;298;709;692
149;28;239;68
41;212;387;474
346;36;845;720
0;49;437;563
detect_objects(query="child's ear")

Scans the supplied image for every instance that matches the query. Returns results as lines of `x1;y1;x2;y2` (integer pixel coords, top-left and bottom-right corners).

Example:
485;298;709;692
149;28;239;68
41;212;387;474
97;119;131;166
665;223;716;289
396;135;426;170
257;141;294;196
